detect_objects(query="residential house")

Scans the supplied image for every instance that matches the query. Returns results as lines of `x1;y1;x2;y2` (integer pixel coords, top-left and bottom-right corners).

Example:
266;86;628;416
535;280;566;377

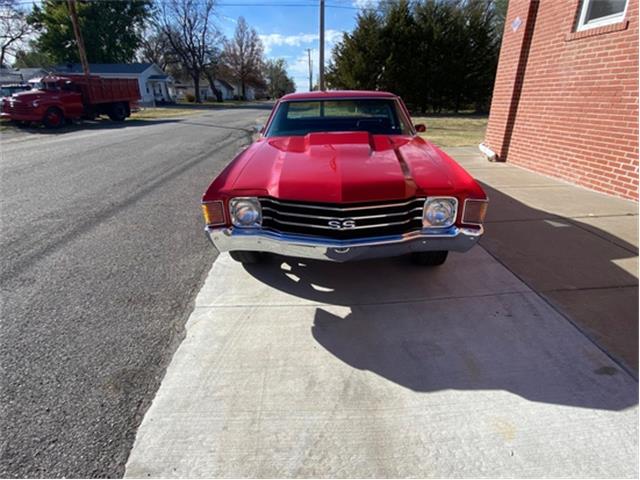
483;0;638;200
231;82;256;101
0;67;23;85
54;63;175;105
174;78;235;101
229;82;269;101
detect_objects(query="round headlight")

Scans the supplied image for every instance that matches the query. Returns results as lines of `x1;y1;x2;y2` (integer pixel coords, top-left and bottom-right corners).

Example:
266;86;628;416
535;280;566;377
423;198;457;228
230;197;262;228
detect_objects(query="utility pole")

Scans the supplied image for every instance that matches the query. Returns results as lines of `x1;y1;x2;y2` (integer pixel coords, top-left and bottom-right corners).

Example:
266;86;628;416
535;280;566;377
318;0;325;90
307;48;313;91
67;0;90;77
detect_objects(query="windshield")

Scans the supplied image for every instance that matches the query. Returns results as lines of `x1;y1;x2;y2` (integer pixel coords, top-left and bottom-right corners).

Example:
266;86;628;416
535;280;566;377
31;82;60;91
1;86;29;96
265;98;413;137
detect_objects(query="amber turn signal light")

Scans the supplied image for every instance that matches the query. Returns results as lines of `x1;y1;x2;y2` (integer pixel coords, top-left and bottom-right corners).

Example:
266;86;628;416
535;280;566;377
462;199;488;226
201;201;225;226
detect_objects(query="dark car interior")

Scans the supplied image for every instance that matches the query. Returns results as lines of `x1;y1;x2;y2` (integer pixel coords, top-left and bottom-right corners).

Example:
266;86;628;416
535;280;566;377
266;99;412;136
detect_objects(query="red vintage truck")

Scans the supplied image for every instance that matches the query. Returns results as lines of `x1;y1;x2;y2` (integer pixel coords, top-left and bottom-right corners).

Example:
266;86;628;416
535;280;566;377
1;74;140;128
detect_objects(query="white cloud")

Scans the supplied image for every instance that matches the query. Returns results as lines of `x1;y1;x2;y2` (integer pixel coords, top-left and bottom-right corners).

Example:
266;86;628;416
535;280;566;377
289;49;321;92
258;29;345;92
260;33;317;54
220;15;237;24
326;29;344;44
260;29;344;54
352;0;379;9
290;50;315;78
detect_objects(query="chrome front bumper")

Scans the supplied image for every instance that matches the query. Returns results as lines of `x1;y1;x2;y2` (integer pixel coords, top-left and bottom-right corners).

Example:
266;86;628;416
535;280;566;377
206;226;483;262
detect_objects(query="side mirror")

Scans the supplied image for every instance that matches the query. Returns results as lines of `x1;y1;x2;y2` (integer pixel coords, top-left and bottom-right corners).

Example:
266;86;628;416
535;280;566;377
414;123;426;133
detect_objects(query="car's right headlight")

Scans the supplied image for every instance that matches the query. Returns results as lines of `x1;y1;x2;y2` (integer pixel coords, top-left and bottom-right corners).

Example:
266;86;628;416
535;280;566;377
423;197;458;228
229;197;262;228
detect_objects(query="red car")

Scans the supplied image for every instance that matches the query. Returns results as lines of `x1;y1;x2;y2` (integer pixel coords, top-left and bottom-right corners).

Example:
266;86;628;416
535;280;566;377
201;90;488;266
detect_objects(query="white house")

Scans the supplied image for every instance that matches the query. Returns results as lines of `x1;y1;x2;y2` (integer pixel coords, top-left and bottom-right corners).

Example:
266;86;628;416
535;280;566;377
175;78;235;101
0;67;23;85
54;63;175;105
230;82;256;101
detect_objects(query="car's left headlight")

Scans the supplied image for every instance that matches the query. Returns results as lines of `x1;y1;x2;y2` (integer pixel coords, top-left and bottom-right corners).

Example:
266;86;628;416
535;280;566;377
423;197;458;228
229;197;262;228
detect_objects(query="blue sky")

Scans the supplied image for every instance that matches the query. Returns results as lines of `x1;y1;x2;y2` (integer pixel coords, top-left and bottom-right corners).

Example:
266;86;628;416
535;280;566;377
216;1;378;91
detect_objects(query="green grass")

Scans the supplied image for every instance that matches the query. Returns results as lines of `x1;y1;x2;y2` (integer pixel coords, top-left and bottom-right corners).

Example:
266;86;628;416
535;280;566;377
130;107;202;120
130;100;268;120
175;99;263;108
412;114;488;147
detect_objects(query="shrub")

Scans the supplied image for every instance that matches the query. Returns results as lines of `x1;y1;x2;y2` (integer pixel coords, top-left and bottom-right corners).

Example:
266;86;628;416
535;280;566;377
185;93;195;103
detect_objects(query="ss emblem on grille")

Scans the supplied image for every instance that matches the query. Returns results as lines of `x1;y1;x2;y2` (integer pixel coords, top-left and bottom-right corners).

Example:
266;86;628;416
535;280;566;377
328;218;356;229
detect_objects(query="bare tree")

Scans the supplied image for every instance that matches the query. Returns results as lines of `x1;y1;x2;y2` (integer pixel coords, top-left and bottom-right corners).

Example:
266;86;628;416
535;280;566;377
158;0;221;103
138;29;173;70
0;0;33;67
222;17;265;100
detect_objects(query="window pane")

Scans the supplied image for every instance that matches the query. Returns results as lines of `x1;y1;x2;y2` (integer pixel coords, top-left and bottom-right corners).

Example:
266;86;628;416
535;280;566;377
585;0;626;23
267;99;413;137
287;101;320;118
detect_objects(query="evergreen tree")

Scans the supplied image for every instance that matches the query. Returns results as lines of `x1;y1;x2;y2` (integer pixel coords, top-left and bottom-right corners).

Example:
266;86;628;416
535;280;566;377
378;0;420;107
29;0;152;64
463;0;500;111
327;0;501;113
326;10;384;90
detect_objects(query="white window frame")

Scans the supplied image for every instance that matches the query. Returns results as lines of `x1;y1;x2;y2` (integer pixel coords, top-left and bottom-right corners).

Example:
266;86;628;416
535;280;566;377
576;0;628;31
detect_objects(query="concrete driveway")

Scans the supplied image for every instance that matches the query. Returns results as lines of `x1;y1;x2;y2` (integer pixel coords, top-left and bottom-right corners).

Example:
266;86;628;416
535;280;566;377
125;248;638;476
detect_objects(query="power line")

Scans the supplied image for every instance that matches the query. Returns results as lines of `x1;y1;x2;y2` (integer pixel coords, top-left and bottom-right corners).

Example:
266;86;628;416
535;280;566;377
11;0;365;9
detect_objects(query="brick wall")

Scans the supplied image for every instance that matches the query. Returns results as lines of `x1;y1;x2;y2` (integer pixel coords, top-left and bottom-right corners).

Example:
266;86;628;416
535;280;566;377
485;0;639;200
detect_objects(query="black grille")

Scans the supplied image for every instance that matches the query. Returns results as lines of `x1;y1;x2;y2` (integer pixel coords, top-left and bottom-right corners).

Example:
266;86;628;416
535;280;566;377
260;197;425;240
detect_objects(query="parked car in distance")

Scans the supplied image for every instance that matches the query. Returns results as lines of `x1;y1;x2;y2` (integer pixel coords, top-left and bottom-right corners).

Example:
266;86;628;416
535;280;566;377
0;74;140;128
201;90;488;266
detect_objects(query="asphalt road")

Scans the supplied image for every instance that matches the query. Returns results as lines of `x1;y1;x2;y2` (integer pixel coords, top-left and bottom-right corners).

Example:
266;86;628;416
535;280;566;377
0;108;269;477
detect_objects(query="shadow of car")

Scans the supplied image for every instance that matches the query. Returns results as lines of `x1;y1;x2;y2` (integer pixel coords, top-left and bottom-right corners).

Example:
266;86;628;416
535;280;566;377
239;188;638;411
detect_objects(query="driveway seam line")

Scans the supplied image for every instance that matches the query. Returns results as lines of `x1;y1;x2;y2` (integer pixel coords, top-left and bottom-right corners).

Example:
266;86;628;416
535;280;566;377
193;289;533;309
542;285;638;293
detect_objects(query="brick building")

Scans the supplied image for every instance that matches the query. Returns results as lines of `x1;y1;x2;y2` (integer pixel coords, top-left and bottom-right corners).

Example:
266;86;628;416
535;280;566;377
483;0;638;200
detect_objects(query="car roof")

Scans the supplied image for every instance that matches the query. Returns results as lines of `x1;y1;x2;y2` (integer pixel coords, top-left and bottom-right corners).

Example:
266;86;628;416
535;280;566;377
280;90;398;101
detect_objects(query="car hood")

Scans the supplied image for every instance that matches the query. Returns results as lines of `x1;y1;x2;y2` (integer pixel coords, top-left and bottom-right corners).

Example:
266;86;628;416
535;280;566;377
229;131;477;203
9;91;44;102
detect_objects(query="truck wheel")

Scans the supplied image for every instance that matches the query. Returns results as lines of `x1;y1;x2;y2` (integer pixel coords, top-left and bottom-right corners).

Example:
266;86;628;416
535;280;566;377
43;107;64;129
411;251;448;266
108;103;127;122
229;251;264;264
